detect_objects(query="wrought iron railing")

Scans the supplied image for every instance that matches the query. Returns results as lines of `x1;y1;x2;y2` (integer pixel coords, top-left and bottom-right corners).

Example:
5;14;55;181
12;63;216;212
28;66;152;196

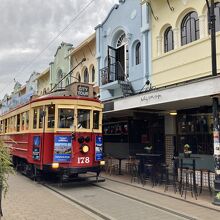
100;61;127;85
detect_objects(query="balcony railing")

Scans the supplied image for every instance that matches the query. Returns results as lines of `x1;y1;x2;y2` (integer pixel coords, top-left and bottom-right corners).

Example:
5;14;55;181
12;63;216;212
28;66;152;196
100;62;127;85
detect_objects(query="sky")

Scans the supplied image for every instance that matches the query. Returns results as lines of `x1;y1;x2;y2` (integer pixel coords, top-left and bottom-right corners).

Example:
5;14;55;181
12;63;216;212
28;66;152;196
0;0;118;99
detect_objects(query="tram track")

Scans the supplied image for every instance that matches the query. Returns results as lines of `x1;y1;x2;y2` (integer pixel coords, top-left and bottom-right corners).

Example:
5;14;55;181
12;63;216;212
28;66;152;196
43;180;197;220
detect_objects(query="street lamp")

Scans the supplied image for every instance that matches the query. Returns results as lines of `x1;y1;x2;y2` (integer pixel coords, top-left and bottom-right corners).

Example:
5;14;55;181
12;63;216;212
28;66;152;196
206;0;220;205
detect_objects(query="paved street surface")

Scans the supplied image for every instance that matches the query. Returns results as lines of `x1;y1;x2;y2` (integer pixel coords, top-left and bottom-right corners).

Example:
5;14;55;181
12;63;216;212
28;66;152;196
2;172;220;220
1;173;99;220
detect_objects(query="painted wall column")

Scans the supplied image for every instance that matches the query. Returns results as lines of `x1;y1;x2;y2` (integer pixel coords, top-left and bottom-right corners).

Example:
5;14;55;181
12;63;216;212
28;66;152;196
173;27;180;49
141;2;150;82
199;15;206;39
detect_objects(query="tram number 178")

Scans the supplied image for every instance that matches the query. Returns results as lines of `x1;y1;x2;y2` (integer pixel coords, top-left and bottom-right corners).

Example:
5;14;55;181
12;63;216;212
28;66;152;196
77;157;90;164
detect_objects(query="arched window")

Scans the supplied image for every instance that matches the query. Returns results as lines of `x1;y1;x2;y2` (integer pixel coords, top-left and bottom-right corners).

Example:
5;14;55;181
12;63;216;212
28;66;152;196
78;74;81;82
84;68;89;83
181;11;200;46
135;42;141;65
116;33;127;48
164;26;174;53
66;77;70;86
92;66;95;82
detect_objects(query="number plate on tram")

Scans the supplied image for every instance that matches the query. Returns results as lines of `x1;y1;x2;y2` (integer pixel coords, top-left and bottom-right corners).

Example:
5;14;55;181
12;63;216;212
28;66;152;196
77;157;90;164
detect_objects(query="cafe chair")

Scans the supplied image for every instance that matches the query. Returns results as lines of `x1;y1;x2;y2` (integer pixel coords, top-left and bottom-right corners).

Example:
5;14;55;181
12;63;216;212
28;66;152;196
125;156;136;174
180;169;197;200
130;163;140;184
105;156;119;176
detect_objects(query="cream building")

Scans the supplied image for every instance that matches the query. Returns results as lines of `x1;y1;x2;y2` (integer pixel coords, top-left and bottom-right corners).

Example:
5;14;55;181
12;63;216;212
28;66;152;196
68;33;97;86
36;67;50;96
142;0;220;87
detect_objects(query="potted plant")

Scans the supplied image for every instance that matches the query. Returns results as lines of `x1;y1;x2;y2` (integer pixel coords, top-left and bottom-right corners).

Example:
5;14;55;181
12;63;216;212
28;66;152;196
183;144;192;158
144;143;153;154
0;140;14;219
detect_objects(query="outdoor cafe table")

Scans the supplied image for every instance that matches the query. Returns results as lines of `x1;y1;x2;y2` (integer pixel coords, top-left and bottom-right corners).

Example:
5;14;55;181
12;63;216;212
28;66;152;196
178;156;201;195
135;153;162;174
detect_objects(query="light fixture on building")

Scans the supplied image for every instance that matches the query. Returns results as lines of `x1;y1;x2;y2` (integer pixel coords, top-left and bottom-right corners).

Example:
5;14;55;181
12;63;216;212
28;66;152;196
146;0;158;20
167;0;174;11
169;111;177;116
181;0;188;5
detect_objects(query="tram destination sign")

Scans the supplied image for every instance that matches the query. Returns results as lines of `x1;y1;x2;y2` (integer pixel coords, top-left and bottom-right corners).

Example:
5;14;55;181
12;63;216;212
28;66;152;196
77;85;89;97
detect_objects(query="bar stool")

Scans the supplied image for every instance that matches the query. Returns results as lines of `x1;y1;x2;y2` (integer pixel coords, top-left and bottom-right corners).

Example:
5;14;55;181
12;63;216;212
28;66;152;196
142;163;155;187
130;162;140;184
198;168;212;195
181;169;197;200
164;167;178;193
159;163;168;185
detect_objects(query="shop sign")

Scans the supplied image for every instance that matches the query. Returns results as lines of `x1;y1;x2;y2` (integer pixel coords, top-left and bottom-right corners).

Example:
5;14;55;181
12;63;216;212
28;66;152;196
77;85;89;97
140;94;162;104
95;136;103;161
54;136;72;162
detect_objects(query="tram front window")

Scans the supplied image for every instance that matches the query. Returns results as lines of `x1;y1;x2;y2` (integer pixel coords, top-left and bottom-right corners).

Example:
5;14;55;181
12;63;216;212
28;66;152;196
58;108;74;129
93;111;100;129
78;109;90;129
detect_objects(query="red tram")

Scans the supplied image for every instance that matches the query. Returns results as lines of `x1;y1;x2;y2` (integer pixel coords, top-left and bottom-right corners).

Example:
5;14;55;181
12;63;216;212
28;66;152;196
0;83;104;179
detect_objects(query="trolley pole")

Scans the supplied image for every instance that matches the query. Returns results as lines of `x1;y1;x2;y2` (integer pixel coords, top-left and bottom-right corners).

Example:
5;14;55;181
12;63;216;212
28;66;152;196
206;0;220;205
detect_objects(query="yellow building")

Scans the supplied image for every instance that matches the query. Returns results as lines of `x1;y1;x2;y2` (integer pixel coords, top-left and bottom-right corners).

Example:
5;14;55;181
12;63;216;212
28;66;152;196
36;68;50;96
68;33;97;86
142;0;220;87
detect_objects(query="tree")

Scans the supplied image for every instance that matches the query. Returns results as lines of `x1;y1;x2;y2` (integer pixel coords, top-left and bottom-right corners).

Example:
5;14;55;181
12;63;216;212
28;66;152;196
0;140;14;219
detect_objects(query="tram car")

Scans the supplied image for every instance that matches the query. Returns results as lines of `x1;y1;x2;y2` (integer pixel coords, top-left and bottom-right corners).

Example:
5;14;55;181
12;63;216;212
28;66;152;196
0;82;104;179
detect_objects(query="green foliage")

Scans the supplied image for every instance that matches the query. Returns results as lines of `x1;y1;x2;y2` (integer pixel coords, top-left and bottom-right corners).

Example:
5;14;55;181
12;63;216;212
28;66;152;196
0;140;14;197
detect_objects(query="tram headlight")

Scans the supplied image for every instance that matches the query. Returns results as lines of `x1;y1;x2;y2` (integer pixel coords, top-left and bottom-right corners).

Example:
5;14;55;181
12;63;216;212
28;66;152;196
52;163;59;169
81;145;89;153
100;160;105;166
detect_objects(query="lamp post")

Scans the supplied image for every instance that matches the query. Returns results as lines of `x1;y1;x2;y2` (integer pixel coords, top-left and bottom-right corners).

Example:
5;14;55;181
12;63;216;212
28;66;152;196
206;0;220;205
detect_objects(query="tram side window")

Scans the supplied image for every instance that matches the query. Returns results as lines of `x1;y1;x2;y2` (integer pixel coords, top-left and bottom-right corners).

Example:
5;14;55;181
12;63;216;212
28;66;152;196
33;108;38;129
17;114;20;132
93;111;100;129
0;120;3;133
14;116;17;132
21;113;25;131
58;109;74;128
39;107;44;129
26;111;29;130
47;105;55;128
78;109;90;129
5;119;8;133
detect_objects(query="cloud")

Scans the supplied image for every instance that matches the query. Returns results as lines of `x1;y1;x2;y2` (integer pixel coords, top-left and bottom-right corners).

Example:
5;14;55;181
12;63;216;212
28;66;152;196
0;0;118;98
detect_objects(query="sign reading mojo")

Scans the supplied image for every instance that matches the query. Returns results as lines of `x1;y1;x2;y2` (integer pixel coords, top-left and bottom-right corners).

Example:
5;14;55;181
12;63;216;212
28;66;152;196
54;136;72;162
77;85;89;97
33;136;41;160
95;136;103;161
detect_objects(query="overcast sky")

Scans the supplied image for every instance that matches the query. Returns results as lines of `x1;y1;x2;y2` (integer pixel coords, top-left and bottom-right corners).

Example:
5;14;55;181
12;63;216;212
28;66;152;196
0;0;118;99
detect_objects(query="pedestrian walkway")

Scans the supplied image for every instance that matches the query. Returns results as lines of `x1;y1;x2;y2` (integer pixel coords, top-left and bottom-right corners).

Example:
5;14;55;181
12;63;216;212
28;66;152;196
100;171;220;213
1;173;97;220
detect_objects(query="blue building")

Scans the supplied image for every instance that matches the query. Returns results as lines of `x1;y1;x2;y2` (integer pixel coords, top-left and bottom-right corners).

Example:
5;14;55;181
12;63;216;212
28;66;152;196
96;0;150;101
95;0;156;157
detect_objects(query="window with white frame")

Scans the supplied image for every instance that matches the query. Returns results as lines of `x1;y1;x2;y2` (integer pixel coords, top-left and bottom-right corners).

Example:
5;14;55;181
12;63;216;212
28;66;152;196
181;11;200;46
164;26;174;53
84;68;89;83
135;42;141;65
